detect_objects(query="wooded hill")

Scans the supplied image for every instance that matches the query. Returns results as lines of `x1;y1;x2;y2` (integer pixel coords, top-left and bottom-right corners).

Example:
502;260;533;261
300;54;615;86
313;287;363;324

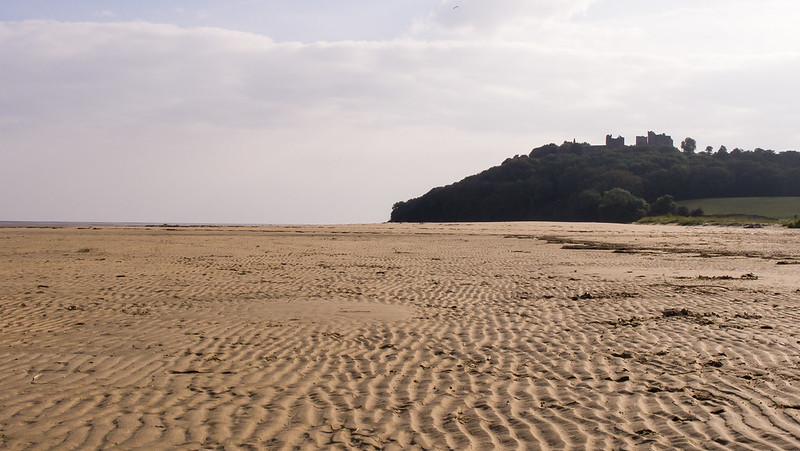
390;142;800;223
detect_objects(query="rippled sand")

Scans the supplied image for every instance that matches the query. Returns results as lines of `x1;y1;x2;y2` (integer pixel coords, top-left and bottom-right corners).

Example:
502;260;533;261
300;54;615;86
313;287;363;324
1;222;799;449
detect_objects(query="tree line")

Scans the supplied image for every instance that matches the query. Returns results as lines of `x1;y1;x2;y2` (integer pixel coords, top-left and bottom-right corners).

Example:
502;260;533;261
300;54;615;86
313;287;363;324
390;141;800;223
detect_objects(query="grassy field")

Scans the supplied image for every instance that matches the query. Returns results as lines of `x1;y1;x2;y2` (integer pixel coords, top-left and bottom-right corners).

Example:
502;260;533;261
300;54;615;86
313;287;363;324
677;197;800;219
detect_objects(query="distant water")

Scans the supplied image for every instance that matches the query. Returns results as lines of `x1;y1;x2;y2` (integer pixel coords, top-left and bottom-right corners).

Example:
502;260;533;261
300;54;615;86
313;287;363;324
0;221;340;227
0;221;254;227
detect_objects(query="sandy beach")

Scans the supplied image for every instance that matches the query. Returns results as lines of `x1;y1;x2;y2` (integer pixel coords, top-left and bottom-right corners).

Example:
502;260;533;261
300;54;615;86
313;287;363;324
1;222;799;450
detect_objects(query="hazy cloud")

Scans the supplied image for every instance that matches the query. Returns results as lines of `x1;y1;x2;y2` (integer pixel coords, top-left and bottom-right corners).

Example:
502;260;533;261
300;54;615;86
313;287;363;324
1;1;799;223
0;20;687;141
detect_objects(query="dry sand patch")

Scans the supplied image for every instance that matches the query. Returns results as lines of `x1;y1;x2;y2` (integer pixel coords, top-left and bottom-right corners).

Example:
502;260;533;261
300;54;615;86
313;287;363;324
1;223;799;449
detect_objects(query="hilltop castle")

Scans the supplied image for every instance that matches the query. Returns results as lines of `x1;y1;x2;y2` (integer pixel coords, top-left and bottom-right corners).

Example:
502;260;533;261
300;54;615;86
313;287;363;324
605;131;673;149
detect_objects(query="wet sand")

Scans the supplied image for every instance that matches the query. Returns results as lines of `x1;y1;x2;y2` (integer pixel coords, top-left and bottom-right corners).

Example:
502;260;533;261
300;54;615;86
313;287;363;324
1;222;799;449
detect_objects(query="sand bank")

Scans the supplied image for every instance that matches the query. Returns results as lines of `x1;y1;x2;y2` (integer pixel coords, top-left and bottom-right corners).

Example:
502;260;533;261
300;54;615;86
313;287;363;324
1;222;799;449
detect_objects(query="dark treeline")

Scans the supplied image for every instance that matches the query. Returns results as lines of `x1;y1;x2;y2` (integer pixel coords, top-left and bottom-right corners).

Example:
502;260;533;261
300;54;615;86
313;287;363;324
390;142;800;223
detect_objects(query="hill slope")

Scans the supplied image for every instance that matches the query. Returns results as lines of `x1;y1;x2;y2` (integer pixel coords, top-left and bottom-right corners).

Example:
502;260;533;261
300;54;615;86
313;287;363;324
390;143;800;223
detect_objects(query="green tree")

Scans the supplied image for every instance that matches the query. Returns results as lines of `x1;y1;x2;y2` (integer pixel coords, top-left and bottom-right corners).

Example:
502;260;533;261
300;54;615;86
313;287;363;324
681;137;697;154
595;169;644;196
574;189;601;221
648;194;677;216
597;188;649;223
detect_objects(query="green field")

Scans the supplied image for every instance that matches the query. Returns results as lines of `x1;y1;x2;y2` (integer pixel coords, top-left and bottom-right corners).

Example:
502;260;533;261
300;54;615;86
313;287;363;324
677;197;800;219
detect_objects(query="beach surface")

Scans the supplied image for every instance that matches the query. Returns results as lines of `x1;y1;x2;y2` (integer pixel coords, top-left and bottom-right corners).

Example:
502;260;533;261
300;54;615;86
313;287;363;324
1;222;799;449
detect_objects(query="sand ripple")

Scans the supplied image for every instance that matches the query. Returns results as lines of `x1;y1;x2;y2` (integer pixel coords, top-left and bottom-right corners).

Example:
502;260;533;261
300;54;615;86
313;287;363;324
1;223;799;449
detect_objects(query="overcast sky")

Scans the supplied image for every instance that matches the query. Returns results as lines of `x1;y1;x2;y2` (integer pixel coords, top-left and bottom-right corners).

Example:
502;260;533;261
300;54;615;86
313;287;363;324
2;1;799;224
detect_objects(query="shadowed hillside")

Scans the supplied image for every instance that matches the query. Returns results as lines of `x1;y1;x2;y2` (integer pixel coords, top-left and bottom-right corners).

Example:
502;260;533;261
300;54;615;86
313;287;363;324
390;142;800;223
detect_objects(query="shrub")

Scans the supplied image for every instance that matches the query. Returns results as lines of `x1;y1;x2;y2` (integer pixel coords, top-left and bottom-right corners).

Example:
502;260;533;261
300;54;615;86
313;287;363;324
648;194;677;216
689;207;704;217
597;188;649;223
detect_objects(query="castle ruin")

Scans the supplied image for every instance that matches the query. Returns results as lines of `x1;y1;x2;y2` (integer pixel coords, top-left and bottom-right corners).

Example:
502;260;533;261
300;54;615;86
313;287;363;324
639;131;673;148
605;134;625;149
605;131;673;148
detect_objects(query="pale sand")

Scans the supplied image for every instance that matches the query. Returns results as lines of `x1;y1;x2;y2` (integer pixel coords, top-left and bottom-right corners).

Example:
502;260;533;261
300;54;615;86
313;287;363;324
1;222;799;450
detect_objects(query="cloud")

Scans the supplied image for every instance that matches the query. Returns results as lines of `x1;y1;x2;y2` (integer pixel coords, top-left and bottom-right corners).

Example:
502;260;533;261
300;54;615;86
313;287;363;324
0;20;684;143
1;21;562;222
1;15;799;223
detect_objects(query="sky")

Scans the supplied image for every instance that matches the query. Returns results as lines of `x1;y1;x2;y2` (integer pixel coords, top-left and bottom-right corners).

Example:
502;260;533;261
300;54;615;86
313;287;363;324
2;1;799;224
